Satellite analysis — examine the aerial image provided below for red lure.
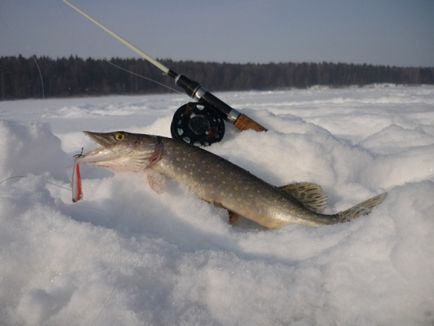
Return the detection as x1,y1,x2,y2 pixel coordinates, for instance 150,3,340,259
72,157,83,202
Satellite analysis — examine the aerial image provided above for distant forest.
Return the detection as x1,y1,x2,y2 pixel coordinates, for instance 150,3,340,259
1,55,433,100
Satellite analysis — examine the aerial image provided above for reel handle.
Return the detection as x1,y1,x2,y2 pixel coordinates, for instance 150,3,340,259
234,114,267,132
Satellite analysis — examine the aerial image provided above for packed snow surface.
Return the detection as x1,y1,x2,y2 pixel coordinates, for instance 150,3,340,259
1,85,434,325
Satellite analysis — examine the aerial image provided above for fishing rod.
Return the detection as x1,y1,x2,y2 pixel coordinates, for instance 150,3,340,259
63,0,267,145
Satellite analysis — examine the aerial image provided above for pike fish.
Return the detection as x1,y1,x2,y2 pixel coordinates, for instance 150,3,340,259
78,131,386,229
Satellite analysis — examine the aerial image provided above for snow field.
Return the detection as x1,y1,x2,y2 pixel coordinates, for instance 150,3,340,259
0,85,433,325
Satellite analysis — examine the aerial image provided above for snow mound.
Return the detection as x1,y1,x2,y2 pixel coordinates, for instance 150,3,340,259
0,120,69,180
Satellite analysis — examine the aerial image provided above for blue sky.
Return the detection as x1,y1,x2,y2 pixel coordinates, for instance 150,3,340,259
0,0,433,67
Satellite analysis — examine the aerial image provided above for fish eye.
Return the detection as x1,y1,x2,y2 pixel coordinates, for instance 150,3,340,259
114,133,125,141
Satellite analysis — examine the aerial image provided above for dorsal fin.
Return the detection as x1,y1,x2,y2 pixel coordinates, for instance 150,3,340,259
279,182,328,213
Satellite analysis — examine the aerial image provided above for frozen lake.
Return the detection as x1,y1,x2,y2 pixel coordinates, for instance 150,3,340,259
1,85,433,325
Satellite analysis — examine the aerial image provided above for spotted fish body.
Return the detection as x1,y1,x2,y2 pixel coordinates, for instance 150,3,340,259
80,131,386,229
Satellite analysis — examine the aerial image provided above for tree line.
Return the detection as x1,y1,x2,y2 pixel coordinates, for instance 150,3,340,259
1,55,433,100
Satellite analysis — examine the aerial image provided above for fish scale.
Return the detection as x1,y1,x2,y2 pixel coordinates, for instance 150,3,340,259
78,131,386,229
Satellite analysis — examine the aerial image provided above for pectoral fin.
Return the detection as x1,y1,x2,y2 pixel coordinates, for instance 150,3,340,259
146,171,166,194
279,182,328,213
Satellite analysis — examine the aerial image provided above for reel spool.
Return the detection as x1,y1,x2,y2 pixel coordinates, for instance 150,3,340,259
170,102,225,146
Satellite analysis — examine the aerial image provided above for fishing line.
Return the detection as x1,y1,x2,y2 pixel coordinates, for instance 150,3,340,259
104,60,182,94
0,175,73,192
48,180,71,191
32,56,46,98
0,175,26,185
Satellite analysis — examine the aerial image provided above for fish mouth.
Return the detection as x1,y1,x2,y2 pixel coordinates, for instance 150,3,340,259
78,131,119,165
83,131,115,148
78,131,158,171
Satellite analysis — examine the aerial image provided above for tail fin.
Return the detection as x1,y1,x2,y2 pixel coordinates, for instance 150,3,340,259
335,193,387,223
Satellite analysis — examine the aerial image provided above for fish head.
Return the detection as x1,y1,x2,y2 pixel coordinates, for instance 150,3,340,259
79,131,161,172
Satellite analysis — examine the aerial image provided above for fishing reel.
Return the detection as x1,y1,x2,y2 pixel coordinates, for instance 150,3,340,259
170,101,225,146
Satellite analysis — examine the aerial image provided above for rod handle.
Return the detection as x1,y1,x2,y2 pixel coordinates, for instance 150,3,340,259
234,114,267,132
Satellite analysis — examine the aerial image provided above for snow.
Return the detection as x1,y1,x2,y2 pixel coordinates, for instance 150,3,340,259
1,85,434,325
